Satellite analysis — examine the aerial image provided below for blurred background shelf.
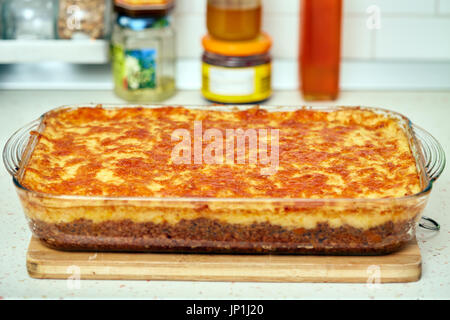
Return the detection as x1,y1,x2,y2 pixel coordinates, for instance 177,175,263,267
1,59,450,91
0,40,110,64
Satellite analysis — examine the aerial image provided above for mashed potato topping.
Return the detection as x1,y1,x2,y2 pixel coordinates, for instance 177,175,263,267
21,106,421,199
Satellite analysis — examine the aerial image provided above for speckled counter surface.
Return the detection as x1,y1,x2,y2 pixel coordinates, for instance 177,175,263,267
0,90,448,299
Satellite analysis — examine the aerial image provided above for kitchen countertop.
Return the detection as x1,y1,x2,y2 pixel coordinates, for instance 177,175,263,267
0,89,448,299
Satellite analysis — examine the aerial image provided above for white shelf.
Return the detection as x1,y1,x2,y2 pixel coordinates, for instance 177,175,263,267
0,40,110,64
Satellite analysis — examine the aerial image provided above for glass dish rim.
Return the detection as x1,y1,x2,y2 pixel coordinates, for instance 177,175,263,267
4,103,444,204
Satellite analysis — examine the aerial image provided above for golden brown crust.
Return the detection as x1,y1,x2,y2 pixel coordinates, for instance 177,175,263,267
21,106,421,199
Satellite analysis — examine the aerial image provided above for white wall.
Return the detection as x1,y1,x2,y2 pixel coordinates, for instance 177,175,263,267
173,0,450,62
1,0,449,90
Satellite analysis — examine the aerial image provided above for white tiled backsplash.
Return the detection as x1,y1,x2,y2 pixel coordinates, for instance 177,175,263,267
1,0,449,90
173,0,450,62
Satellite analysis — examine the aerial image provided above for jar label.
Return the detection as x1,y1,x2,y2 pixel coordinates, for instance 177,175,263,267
209,66,255,96
113,44,158,90
202,63,271,103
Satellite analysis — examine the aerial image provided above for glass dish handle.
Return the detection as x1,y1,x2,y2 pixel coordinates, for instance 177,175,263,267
413,124,446,182
2,119,41,177
413,124,446,231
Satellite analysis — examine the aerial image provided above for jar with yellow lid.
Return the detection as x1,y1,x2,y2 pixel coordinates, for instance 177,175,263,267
201,33,272,104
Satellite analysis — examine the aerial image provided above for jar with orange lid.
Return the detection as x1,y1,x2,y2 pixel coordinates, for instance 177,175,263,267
207,0,261,41
201,33,272,104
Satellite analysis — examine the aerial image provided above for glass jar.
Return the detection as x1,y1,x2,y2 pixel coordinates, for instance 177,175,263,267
300,0,342,101
2,0,56,40
207,0,262,41
57,0,112,40
201,33,272,104
111,14,176,102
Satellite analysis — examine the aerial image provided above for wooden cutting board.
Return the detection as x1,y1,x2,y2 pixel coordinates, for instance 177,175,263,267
26,236,421,283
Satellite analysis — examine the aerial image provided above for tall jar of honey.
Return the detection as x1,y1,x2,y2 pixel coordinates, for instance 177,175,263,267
300,0,342,101
207,0,261,41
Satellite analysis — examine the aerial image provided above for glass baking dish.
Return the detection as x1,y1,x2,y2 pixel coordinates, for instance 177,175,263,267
3,104,446,255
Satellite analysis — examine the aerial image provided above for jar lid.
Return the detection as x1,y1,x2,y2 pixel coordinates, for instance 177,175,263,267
115,0,174,9
114,0,174,17
202,33,272,57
